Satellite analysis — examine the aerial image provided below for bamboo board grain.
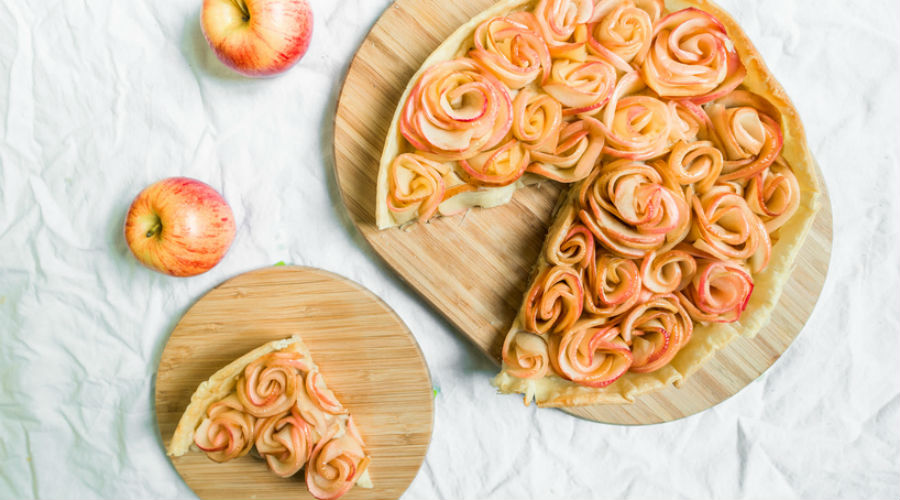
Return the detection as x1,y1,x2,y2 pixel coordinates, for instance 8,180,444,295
332,0,832,424
155,266,433,499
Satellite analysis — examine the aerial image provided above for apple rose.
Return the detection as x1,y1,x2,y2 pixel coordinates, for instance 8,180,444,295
459,140,530,187
512,88,563,153
387,153,453,223
399,58,512,160
502,331,551,379
665,140,723,192
469,15,551,89
306,426,370,500
584,2,652,72
678,259,753,323
542,57,617,115
533,0,594,56
620,293,693,373
583,252,642,317
193,394,256,463
690,187,772,272
640,249,697,293
528,117,605,182
255,407,313,477
599,72,673,160
545,205,595,269
745,156,801,233
641,8,746,102
523,264,584,335
707,90,783,181
548,318,633,387
578,158,690,258
236,352,304,418
669,99,713,143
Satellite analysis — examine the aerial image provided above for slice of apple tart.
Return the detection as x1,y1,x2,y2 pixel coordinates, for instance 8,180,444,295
167,336,372,500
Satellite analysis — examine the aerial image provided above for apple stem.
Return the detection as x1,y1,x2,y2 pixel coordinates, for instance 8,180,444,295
146,221,162,239
230,0,250,21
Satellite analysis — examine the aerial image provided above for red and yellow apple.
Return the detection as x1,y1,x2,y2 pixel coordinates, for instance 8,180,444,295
124,177,236,277
201,0,313,77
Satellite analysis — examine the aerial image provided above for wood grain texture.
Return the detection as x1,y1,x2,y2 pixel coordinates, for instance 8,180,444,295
155,266,433,499
332,0,832,424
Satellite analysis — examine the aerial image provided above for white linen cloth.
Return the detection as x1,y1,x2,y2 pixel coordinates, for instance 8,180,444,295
0,0,898,498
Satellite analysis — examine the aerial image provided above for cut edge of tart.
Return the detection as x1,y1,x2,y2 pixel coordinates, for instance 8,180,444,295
166,336,373,496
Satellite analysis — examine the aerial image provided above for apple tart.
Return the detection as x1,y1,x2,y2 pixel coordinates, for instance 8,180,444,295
376,0,819,406
167,336,372,499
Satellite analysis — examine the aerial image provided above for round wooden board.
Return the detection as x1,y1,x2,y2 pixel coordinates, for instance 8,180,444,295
155,266,433,499
332,0,832,424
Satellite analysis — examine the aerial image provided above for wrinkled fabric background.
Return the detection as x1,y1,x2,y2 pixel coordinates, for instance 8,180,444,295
0,0,898,498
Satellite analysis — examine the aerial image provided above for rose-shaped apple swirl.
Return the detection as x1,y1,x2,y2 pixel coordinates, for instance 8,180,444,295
399,58,512,161
583,252,642,318
745,156,801,234
640,248,697,294
548,318,633,387
512,88,563,153
534,0,594,56
528,117,605,182
542,57,617,115
194,394,256,463
545,205,595,270
677,259,753,323
583,1,652,72
502,331,551,379
664,140,723,192
459,140,530,187
236,352,304,418
690,186,772,272
255,407,313,478
578,159,690,258
523,264,584,335
387,153,455,223
306,424,370,500
707,91,784,181
620,293,693,373
469,15,551,89
599,72,673,160
641,8,746,103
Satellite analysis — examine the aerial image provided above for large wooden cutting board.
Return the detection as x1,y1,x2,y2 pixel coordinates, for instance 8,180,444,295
332,0,832,424
155,266,433,499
